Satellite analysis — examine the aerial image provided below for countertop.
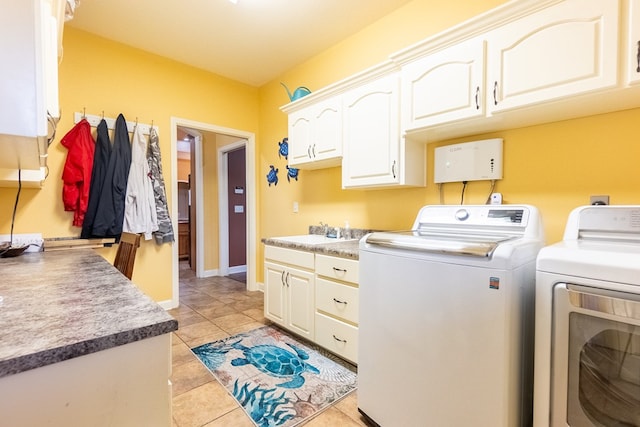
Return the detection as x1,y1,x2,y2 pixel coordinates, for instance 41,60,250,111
261,237,361,260
0,250,178,378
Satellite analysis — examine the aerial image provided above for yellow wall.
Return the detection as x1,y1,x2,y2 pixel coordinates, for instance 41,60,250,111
2,0,639,300
257,0,640,274
177,159,190,181
0,26,259,302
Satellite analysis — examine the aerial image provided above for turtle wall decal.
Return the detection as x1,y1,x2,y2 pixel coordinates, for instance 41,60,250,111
286,165,299,182
278,137,289,160
266,165,279,186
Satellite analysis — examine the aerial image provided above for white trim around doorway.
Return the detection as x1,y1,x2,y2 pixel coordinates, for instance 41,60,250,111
169,117,258,309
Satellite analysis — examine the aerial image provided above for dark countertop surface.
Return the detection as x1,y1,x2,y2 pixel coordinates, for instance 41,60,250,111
261,237,361,260
0,249,178,378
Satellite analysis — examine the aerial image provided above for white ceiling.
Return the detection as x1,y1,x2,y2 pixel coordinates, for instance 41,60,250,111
67,0,413,87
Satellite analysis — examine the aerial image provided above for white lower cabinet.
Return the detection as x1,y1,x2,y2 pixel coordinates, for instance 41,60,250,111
264,247,359,364
314,254,359,364
264,246,315,340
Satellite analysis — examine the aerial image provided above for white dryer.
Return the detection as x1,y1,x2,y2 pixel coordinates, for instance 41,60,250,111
534,205,640,427
359,205,545,427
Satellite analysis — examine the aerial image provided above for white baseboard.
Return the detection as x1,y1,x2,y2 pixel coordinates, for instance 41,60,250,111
158,299,177,310
202,269,219,278
228,265,247,274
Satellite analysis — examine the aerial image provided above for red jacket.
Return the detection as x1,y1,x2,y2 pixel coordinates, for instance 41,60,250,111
61,119,95,227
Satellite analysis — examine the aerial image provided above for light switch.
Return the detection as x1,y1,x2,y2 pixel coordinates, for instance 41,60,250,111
293,201,299,213
234,205,244,213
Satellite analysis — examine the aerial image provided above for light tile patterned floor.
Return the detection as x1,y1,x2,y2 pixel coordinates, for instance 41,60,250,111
169,262,367,427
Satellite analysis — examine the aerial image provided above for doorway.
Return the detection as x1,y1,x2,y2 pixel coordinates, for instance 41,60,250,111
170,118,257,308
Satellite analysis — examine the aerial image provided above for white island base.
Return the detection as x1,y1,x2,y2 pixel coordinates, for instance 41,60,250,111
0,334,172,427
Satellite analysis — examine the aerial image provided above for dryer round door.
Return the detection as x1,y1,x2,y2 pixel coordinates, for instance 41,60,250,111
552,283,640,426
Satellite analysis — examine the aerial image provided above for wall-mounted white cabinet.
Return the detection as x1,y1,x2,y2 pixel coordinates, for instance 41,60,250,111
342,73,425,189
0,0,62,188
401,37,486,131
288,96,342,169
486,0,619,114
628,0,640,86
264,246,315,340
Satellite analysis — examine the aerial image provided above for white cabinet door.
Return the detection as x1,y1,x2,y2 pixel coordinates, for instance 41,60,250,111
0,0,59,186
487,0,619,113
285,266,315,339
264,258,314,340
628,0,640,85
264,261,286,327
287,97,342,169
401,37,485,131
342,74,402,188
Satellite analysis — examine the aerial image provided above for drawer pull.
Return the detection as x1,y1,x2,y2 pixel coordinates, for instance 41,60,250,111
332,335,347,343
333,297,348,305
332,267,347,273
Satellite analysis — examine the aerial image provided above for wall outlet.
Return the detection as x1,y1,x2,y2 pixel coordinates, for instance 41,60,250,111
0,233,43,252
590,195,609,205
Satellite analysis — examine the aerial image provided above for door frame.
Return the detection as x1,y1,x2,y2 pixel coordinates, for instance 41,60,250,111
170,117,258,306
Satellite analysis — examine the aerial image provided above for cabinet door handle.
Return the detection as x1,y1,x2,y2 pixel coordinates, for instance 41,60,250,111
493,81,498,106
285,271,290,287
307,145,312,158
636,41,640,73
333,297,348,305
332,335,347,343
475,86,480,110
332,267,347,273
392,160,396,179
312,144,316,158
281,271,286,286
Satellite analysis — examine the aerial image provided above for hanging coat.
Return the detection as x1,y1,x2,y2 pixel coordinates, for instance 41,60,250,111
123,125,158,240
60,118,95,227
91,114,132,240
146,127,175,244
81,119,111,238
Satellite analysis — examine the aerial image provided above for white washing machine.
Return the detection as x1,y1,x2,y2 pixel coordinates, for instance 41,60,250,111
534,205,640,427
358,205,545,427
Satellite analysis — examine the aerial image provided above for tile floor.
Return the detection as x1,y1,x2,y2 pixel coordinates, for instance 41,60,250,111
168,262,368,427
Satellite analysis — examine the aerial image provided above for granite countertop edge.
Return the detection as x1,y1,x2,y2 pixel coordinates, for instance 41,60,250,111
0,319,178,378
261,237,364,260
0,250,179,379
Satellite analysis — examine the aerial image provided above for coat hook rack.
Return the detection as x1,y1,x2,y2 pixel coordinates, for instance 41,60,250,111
73,112,158,136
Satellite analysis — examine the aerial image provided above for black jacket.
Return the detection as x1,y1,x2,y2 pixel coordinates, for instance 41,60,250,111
87,114,132,240
81,119,111,238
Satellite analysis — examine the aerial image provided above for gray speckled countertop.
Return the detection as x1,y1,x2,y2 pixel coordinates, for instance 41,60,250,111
261,237,362,260
0,249,178,378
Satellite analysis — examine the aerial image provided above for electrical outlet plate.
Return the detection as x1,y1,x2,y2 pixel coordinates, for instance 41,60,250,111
0,233,43,252
434,138,503,184
590,195,609,205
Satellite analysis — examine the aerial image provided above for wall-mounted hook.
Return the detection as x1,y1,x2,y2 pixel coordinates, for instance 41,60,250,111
82,107,86,119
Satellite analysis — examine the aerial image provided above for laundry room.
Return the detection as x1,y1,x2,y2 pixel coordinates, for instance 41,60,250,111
2,0,640,426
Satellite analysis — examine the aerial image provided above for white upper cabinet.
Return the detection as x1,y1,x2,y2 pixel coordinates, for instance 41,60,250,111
486,0,619,113
0,0,62,187
628,0,640,85
288,96,342,169
342,73,425,189
401,37,486,131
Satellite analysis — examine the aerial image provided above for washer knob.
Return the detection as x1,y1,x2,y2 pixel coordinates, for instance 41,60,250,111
455,209,469,221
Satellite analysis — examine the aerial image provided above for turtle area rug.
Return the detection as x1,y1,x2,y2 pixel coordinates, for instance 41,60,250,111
191,325,357,427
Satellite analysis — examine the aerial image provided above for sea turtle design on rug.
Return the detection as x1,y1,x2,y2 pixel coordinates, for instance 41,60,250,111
231,341,320,389
266,165,279,186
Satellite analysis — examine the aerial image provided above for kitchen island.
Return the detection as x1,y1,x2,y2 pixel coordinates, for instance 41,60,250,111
0,249,178,427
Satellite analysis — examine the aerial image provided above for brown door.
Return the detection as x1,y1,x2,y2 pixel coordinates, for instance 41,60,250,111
227,147,246,267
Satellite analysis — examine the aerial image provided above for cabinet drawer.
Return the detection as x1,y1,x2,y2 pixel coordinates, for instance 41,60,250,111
315,312,358,364
316,278,359,324
315,254,358,284
264,245,314,270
